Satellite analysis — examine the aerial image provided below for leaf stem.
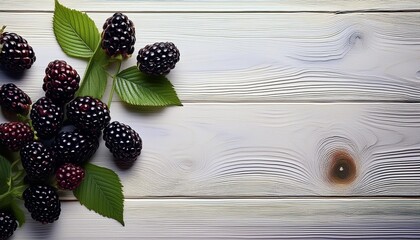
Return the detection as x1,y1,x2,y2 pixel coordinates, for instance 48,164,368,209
107,60,122,108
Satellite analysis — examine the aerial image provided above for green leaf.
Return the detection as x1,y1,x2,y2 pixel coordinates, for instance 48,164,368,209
73,163,124,226
116,66,182,106
10,201,25,227
53,0,100,59
0,155,11,195
76,43,109,99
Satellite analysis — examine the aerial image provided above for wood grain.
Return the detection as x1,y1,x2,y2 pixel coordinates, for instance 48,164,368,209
1,13,420,102
13,199,420,239
2,0,420,12
9,103,410,198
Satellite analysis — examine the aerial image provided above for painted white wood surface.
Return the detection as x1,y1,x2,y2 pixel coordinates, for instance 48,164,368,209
1,0,420,239
1,13,420,102
2,0,420,12
13,199,420,239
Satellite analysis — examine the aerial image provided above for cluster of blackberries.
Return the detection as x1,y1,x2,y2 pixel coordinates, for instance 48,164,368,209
101,13,180,75
0,60,142,229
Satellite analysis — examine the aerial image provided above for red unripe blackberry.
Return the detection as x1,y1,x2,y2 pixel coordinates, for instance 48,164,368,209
43,60,80,104
66,96,111,134
137,42,180,75
103,121,142,168
52,130,99,165
21,142,55,182
0,28,36,72
0,83,32,115
101,12,136,58
30,97,64,139
56,163,85,190
0,211,17,240
0,122,33,151
23,184,61,224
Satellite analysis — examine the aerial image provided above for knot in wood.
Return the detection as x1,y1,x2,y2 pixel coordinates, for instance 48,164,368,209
328,151,356,185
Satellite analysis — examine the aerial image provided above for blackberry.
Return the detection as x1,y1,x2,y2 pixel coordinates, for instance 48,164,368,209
56,163,85,190
0,211,17,240
66,96,110,133
103,121,142,168
0,122,33,151
21,142,55,182
43,60,80,104
30,97,64,139
0,83,31,115
0,28,36,72
52,130,99,165
137,42,180,75
101,12,136,58
23,184,60,224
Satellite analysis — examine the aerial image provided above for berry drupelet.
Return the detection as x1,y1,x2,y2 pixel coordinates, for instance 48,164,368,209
0,27,36,72
101,12,136,58
23,184,61,224
103,121,142,168
137,42,180,75
66,96,111,134
30,97,64,139
56,163,85,190
21,142,55,182
0,122,33,151
0,83,32,115
43,60,80,104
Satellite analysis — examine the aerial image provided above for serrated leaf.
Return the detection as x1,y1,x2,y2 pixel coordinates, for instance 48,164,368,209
76,43,109,99
73,163,124,226
53,0,100,58
116,66,182,106
10,201,25,227
0,155,11,195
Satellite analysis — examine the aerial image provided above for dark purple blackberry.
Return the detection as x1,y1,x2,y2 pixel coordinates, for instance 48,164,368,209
101,12,136,58
21,142,55,181
56,163,85,190
137,42,180,75
52,130,99,165
103,121,142,168
42,60,80,104
0,122,33,151
0,28,36,72
30,97,64,139
23,184,60,224
66,96,110,133
0,83,31,115
0,211,17,240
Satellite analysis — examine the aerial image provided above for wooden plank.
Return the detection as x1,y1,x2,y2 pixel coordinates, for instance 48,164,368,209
2,0,420,12
1,12,420,102
17,103,414,198
13,199,420,239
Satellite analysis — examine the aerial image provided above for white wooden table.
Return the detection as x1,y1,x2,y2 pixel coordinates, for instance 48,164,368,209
1,1,420,239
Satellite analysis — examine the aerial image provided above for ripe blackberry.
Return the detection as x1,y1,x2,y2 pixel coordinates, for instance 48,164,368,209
52,130,99,165
56,163,85,190
103,121,142,168
0,83,31,115
43,60,80,104
30,97,64,139
66,96,110,133
101,12,136,58
0,211,17,240
137,42,180,75
21,142,55,181
0,28,36,72
23,184,60,224
0,122,33,151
